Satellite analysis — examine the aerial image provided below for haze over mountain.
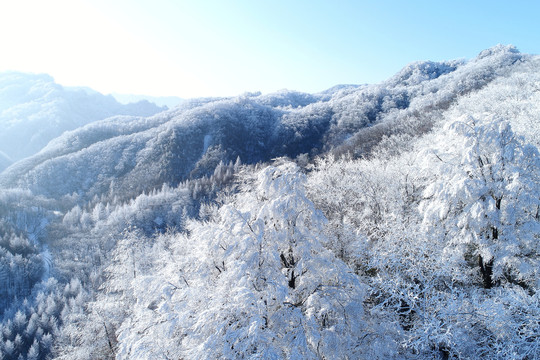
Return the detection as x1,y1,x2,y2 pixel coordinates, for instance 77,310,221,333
0,45,539,359
0,72,166,164
0,151,11,171
110,93,183,109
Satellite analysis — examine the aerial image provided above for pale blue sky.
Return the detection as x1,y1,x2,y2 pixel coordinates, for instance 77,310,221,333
0,0,538,98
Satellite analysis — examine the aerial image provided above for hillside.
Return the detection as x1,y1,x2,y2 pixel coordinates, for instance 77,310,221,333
0,45,538,359
0,72,166,162
0,45,521,201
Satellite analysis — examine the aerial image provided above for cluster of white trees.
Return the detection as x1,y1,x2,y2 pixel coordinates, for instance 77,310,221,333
307,110,539,357
56,163,372,359
0,231,43,313
0,277,87,360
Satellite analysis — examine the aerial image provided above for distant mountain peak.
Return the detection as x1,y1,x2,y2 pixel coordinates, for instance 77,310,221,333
477,44,520,59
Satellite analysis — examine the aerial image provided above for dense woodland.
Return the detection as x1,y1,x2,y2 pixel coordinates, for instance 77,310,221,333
0,45,539,359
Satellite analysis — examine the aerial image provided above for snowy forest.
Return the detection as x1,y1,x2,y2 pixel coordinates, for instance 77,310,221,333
0,44,539,359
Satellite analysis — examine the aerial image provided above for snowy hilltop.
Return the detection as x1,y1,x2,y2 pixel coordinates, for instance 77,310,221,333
0,45,539,359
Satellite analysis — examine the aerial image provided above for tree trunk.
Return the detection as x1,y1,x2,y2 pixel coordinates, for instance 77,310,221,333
478,255,494,289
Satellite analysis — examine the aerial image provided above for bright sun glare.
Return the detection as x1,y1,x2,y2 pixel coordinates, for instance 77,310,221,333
0,0,209,97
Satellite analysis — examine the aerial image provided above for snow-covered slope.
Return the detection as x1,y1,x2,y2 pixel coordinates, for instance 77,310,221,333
0,72,166,161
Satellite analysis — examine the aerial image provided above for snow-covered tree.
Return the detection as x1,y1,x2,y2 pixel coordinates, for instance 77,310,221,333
109,162,367,359
420,115,540,289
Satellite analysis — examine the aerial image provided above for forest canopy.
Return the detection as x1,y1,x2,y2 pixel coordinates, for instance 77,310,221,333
0,45,538,359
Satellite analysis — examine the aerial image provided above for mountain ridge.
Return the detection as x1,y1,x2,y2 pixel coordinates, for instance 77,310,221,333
0,45,523,203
